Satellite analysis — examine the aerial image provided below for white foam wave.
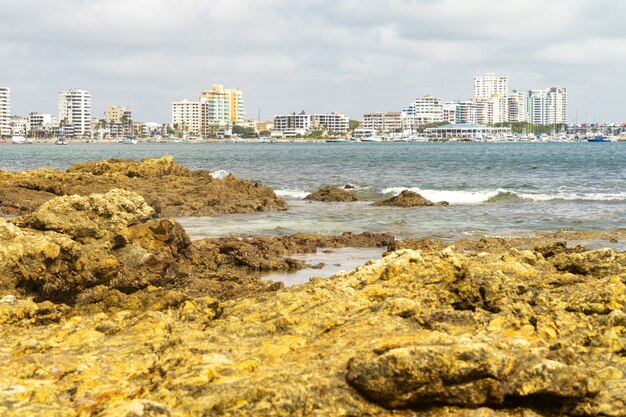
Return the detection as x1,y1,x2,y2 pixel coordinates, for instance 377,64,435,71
517,191,626,202
381,187,626,204
209,169,230,179
275,188,311,199
381,187,500,205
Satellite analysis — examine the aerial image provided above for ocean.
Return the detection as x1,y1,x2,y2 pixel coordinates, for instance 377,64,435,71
2,141,625,241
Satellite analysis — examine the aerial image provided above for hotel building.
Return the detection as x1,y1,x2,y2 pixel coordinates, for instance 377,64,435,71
58,89,92,138
311,112,349,132
0,87,9,138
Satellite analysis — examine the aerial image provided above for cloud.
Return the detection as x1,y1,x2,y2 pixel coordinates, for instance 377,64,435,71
0,0,624,122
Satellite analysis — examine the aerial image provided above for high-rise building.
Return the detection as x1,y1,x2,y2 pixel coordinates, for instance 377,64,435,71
527,87,567,125
0,87,10,138
454,101,478,124
199,85,245,134
474,73,509,99
58,89,92,138
508,90,528,123
549,87,567,125
171,99,201,134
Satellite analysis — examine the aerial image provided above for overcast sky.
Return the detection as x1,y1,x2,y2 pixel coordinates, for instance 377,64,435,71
1,0,624,123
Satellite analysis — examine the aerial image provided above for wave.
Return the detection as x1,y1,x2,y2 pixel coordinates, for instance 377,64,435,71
381,187,626,205
275,188,311,199
209,169,230,179
381,187,501,205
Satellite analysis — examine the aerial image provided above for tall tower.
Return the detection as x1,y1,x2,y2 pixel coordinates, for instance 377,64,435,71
0,87,10,138
58,89,92,138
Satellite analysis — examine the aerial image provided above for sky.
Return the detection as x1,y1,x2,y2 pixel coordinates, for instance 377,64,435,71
1,0,625,124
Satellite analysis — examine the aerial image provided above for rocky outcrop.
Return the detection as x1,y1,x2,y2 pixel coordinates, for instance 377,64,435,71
2,232,626,416
374,189,449,207
0,156,287,217
0,190,394,305
304,185,358,202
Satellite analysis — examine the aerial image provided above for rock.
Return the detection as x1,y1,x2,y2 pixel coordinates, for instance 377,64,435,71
2,231,626,415
0,156,287,217
373,190,449,207
0,190,191,303
346,333,597,410
304,185,358,202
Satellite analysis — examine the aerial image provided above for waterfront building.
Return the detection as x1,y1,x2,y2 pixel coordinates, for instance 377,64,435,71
0,87,9,138
199,85,245,132
10,116,28,137
424,123,511,140
443,103,457,124
402,95,444,129
273,113,312,132
363,112,402,133
473,94,507,125
105,105,131,123
527,88,567,125
454,101,478,124
508,90,528,123
474,73,509,99
256,121,274,132
171,99,201,134
58,89,92,138
311,112,349,132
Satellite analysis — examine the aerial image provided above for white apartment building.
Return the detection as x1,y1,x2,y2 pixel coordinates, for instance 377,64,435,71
474,73,509,99
450,101,478,124
473,94,508,125
363,112,402,133
311,112,349,132
58,89,92,138
549,87,568,125
171,99,201,134
273,113,312,131
0,87,10,138
508,90,528,123
28,112,54,129
443,103,457,124
10,116,28,137
527,88,567,125
402,95,445,129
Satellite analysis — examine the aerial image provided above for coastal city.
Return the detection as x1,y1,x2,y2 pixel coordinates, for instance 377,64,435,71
1,72,625,143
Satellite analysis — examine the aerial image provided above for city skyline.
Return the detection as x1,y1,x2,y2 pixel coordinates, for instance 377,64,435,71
1,0,625,123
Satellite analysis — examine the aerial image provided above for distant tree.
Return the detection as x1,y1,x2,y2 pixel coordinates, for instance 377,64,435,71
349,120,362,130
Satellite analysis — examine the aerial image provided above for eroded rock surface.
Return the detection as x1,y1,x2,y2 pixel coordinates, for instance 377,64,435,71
304,185,358,202
374,190,449,207
2,232,626,416
0,156,287,216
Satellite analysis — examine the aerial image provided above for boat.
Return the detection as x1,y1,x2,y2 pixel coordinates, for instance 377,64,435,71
11,136,31,144
587,135,610,143
122,135,138,144
326,138,347,143
55,139,68,145
360,136,383,142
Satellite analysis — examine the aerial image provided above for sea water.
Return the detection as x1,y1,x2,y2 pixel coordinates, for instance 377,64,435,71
2,141,625,241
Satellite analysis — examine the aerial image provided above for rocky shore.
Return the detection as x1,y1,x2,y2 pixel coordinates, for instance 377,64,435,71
0,156,287,217
1,164,625,416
